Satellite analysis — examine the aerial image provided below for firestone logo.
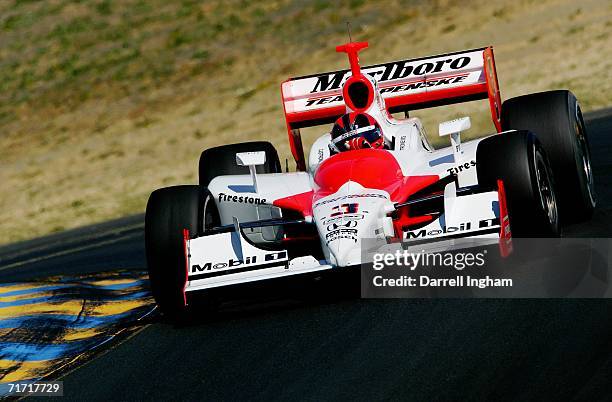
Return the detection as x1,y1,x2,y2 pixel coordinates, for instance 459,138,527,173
218,192,266,205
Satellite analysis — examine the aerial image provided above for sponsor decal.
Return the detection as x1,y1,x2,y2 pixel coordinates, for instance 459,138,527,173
446,159,476,175
309,56,472,94
325,229,358,243
318,148,325,162
322,213,364,225
406,222,471,239
404,218,500,238
218,192,266,205
191,251,288,273
327,220,358,231
313,193,387,208
305,95,343,107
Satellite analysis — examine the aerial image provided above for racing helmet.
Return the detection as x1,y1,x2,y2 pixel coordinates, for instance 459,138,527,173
329,113,385,153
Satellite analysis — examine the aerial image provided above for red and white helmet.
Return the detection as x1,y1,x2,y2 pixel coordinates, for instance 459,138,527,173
329,113,385,153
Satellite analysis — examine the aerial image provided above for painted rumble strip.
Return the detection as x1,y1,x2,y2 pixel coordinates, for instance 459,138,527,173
0,271,155,389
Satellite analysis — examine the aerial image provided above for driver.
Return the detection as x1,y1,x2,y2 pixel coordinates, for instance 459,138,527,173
329,112,387,153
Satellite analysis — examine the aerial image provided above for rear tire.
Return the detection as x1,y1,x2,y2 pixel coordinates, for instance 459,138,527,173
501,90,595,222
199,141,282,187
145,185,202,320
477,131,560,237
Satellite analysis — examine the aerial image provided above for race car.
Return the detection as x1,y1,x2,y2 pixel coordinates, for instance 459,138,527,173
145,40,596,318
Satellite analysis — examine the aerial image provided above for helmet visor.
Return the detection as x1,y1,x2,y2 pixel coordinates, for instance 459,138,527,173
361,125,383,144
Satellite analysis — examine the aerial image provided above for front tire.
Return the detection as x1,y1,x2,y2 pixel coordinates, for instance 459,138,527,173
501,90,595,222
145,185,202,320
477,131,560,237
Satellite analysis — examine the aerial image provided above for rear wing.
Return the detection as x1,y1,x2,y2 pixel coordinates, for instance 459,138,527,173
281,46,501,170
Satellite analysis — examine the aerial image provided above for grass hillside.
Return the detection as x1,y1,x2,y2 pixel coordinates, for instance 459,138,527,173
1,0,611,244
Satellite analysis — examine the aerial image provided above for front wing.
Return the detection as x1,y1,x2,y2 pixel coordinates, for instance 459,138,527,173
185,222,332,293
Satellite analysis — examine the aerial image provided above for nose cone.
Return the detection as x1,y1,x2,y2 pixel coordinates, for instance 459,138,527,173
314,181,392,267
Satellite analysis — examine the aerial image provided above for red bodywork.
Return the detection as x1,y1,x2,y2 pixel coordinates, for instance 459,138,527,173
497,179,513,257
182,228,190,306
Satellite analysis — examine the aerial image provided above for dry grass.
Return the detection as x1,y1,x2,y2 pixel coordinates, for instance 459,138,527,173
1,0,611,244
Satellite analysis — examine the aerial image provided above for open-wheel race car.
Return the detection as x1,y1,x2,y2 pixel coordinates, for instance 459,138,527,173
145,40,596,318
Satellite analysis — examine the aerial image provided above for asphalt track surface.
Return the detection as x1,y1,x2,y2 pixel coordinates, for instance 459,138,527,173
2,110,612,401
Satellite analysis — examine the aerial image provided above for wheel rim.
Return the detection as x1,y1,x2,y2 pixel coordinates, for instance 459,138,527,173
535,152,559,228
575,103,596,206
